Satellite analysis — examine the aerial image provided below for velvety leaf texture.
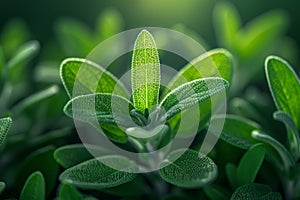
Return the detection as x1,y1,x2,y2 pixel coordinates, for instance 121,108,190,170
20,171,45,200
59,155,137,189
163,49,232,97
60,58,128,98
160,77,229,119
265,56,300,131
159,149,217,188
0,117,12,145
131,30,160,113
64,93,135,127
162,49,233,132
230,183,282,200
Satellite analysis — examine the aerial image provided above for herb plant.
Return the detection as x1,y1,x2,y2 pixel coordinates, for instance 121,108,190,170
57,29,232,198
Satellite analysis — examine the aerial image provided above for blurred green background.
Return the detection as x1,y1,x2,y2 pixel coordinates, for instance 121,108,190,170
1,0,300,59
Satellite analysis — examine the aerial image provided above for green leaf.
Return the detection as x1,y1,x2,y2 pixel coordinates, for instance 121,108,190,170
64,93,134,127
17,146,59,197
162,49,233,131
265,56,300,131
230,98,266,123
273,110,300,160
59,155,137,189
60,58,128,98
237,144,265,186
160,77,228,119
163,49,232,96
203,185,231,200
55,18,93,56
0,182,5,195
225,163,237,189
213,2,241,48
230,183,282,200
7,40,40,82
210,114,261,149
131,30,160,114
58,183,83,200
0,46,4,78
159,149,217,188
0,19,30,57
0,117,12,145
251,130,295,170
54,144,110,168
12,85,59,113
20,171,45,200
236,10,288,59
95,8,123,42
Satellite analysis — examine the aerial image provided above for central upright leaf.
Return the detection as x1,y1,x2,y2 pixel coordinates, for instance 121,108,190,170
131,30,160,114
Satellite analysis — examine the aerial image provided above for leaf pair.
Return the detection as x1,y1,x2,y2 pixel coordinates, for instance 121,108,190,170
56,145,217,189
61,30,231,143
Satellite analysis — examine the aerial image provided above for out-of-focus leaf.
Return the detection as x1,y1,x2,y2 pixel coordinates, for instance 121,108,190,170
55,19,93,56
131,30,160,114
236,10,288,59
95,8,123,42
265,56,300,131
237,144,265,186
34,61,61,83
59,155,137,189
17,146,59,197
0,46,4,78
226,163,237,189
12,85,59,113
230,183,282,200
54,144,110,169
0,117,12,145
203,185,231,200
210,114,261,149
213,2,241,48
0,19,30,57
58,183,83,200
274,110,300,160
60,58,128,98
230,98,265,123
7,40,40,82
160,78,228,120
172,23,209,50
0,182,5,195
251,130,295,170
159,149,217,188
20,171,45,200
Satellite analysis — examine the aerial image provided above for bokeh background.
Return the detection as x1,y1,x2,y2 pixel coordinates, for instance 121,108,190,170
1,0,300,59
